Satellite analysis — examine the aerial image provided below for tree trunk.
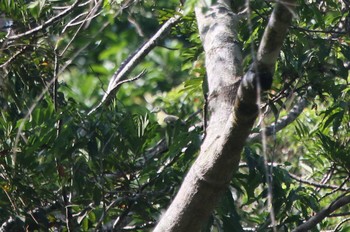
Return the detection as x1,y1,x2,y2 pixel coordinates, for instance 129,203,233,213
154,0,296,231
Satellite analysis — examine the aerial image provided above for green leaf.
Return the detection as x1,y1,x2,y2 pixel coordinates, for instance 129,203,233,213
183,0,198,15
27,0,46,19
82,217,89,231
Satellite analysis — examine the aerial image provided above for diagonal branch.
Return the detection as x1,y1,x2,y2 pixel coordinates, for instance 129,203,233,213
154,0,296,231
88,70,147,115
248,95,308,142
89,14,181,114
0,45,28,69
292,194,350,232
257,0,298,71
288,172,348,191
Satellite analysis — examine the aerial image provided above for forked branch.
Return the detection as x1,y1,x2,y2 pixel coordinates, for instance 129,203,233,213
154,0,296,231
6,0,82,41
89,14,181,114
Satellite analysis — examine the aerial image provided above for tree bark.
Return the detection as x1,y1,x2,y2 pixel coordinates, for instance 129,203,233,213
154,0,296,231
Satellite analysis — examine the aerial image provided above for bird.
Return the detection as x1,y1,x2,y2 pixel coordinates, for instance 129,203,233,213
151,107,185,146
152,107,182,127
0,14,13,32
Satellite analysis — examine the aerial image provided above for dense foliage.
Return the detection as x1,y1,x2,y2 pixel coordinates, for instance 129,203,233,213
0,0,349,231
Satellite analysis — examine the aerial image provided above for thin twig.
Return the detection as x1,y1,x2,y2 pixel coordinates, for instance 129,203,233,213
53,48,74,232
6,0,82,41
102,132,186,228
321,175,350,199
316,164,335,192
61,11,88,32
60,0,103,56
288,173,348,191
0,45,28,69
59,20,110,73
88,70,147,115
291,26,348,35
98,142,184,230
1,187,17,213
239,162,348,191
12,9,110,163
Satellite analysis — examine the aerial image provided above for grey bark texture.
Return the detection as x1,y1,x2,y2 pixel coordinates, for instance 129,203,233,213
154,0,296,231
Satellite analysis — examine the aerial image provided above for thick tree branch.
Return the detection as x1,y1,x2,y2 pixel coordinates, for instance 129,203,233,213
257,0,297,71
154,2,243,231
235,0,297,146
154,0,296,231
292,194,350,232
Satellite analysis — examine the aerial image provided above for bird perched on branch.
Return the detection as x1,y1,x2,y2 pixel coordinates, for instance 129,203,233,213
152,107,186,145
152,107,183,127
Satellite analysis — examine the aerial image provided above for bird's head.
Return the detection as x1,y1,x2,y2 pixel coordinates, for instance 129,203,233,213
151,107,179,127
